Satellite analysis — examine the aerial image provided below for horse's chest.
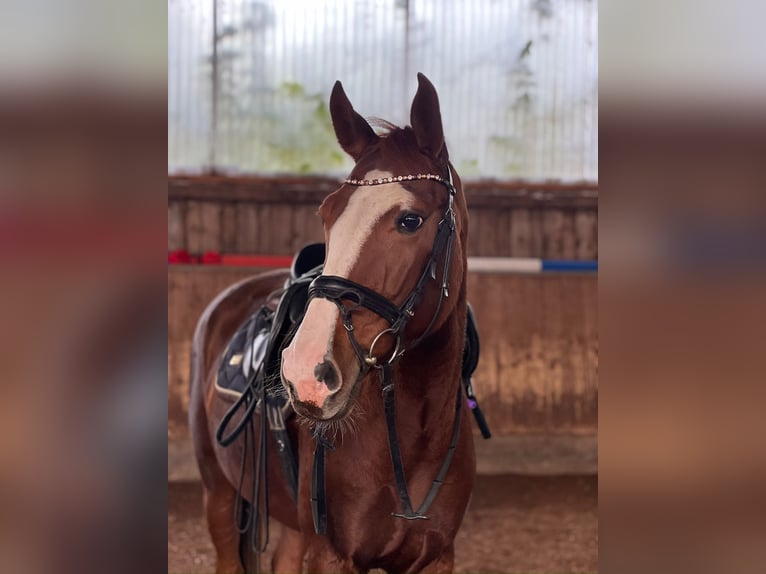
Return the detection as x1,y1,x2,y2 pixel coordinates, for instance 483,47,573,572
329,519,451,572
316,471,458,568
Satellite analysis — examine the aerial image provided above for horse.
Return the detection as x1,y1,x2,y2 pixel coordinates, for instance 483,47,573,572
189,73,476,573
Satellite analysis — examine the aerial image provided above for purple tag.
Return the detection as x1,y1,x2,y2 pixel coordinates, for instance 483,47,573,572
467,399,477,410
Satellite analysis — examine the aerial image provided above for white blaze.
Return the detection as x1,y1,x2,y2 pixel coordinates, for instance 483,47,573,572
324,170,415,276
281,170,415,403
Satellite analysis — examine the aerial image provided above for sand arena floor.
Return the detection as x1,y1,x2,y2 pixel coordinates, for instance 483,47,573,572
168,474,597,573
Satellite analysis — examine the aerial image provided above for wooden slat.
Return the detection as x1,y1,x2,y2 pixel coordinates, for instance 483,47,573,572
293,205,325,250
236,203,259,253
171,182,597,259
468,208,512,257
169,176,598,209
256,203,272,255
272,205,297,255
169,177,340,205
529,208,544,257
560,210,577,259
202,202,223,253
167,200,187,251
220,203,239,253
180,205,596,258
509,208,532,257
542,210,566,259
466,209,486,257
187,201,223,254
463,186,598,209
574,210,598,259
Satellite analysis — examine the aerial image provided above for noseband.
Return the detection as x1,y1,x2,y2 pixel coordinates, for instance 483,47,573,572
306,167,464,532
308,170,457,372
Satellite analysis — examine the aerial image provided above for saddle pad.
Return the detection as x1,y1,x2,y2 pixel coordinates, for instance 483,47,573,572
214,252,322,407
215,307,274,399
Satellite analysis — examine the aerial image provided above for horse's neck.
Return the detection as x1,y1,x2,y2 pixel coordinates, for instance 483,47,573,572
398,302,465,405
356,298,465,448
329,297,465,488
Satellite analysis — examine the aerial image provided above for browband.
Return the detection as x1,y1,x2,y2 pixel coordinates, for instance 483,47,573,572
344,173,450,187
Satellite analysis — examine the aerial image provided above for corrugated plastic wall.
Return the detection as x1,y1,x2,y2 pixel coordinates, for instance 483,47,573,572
168,0,597,181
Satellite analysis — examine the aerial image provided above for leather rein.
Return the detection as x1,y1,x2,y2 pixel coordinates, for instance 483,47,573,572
307,167,464,532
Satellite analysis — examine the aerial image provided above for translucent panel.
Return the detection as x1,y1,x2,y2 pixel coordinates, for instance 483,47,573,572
168,0,214,172
168,0,598,181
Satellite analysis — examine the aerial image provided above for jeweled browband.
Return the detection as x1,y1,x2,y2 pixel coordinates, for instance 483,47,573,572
344,173,447,186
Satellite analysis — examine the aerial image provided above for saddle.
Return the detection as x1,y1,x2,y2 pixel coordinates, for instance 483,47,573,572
216,243,326,400
214,243,490,550
215,243,327,503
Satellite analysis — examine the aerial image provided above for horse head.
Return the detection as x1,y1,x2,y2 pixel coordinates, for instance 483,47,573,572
281,73,468,421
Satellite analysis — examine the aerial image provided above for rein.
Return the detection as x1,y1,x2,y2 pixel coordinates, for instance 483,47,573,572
307,167,464,531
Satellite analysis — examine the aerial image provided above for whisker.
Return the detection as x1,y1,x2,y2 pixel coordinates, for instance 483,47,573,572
276,382,372,447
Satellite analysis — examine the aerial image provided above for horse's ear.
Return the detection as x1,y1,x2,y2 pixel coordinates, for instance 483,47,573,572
330,81,378,161
410,73,445,159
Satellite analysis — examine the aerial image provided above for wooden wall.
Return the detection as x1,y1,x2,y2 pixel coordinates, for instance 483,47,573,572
168,177,598,446
168,177,598,259
168,267,597,441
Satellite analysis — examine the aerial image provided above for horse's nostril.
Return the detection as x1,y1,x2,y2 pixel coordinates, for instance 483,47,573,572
314,359,340,392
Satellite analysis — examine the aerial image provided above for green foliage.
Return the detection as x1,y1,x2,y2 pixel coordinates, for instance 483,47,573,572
225,81,350,174
519,39,533,60
457,158,480,177
280,81,305,97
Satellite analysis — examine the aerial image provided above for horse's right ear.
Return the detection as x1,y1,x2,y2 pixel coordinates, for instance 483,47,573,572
330,81,378,161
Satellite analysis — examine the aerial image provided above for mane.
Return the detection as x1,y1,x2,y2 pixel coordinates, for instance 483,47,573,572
365,117,447,170
368,117,399,134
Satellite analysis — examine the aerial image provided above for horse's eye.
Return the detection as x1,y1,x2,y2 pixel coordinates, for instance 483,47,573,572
397,213,424,233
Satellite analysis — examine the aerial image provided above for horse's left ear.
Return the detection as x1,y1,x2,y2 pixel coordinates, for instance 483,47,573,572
410,73,446,159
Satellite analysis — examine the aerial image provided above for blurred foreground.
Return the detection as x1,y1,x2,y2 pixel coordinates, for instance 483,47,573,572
0,1,166,572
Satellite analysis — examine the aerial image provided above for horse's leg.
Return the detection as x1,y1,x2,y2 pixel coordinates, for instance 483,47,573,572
190,382,244,573
417,544,454,574
305,539,359,574
194,423,244,573
202,479,245,574
271,524,307,573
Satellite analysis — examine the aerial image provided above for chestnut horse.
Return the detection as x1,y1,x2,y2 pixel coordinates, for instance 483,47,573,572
189,73,475,573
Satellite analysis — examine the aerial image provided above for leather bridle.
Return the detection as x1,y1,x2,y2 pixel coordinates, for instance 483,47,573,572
306,166,465,533
308,169,458,371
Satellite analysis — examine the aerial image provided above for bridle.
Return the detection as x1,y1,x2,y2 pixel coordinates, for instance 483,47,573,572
306,166,465,533
308,170,458,372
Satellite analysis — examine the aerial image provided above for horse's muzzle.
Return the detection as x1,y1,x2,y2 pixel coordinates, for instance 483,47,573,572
281,353,344,418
